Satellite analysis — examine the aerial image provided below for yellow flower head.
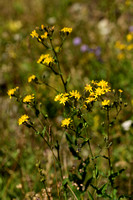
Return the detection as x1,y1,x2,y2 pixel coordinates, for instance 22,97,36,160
43,56,54,65
91,80,97,85
41,24,45,30
126,44,133,51
127,33,133,42
28,75,37,83
54,93,63,101
7,87,19,99
37,54,54,65
59,94,69,105
117,53,125,60
85,97,96,104
102,100,110,106
97,80,108,88
125,0,131,6
84,84,92,92
18,114,29,125
23,94,35,103
69,90,81,100
118,89,123,93
61,118,72,127
95,87,105,97
61,27,72,34
41,32,48,39
30,30,39,38
115,41,126,50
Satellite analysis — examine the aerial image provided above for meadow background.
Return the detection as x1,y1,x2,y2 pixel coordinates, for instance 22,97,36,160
0,0,133,199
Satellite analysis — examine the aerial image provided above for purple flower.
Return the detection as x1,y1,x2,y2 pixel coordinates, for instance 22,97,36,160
73,37,82,46
129,26,133,32
95,47,101,57
80,44,89,52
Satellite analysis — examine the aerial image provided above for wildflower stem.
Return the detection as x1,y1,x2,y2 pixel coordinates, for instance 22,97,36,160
67,184,78,200
106,109,112,174
49,37,67,92
42,81,60,93
87,139,98,200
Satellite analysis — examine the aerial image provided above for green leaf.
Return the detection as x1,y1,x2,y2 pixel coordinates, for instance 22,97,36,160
41,127,46,137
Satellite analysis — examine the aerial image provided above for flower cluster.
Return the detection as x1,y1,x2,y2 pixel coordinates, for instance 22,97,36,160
7,86,19,99
84,80,111,104
54,93,69,105
115,31,133,60
37,54,54,66
30,28,48,41
54,90,81,105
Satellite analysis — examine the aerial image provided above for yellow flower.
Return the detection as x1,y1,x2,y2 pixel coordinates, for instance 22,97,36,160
30,30,39,38
115,41,126,50
84,84,92,92
18,114,29,125
43,56,54,65
85,97,96,104
127,44,133,51
37,54,54,65
125,0,131,6
102,100,110,106
54,93,63,101
61,118,72,127
41,24,45,30
127,33,133,42
7,87,19,99
95,87,105,97
69,90,81,100
91,80,97,85
97,80,108,88
41,32,48,39
118,89,123,93
23,94,35,103
117,53,125,60
61,27,72,34
59,95,69,105
28,75,36,83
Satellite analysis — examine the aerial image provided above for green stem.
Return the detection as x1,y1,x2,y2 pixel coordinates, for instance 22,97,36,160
88,140,98,200
67,184,78,200
49,37,67,92
106,109,112,174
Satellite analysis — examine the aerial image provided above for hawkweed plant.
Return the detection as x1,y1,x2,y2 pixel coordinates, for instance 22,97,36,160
7,25,131,200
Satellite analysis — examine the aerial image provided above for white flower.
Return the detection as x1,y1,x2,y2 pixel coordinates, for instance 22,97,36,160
121,120,132,131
